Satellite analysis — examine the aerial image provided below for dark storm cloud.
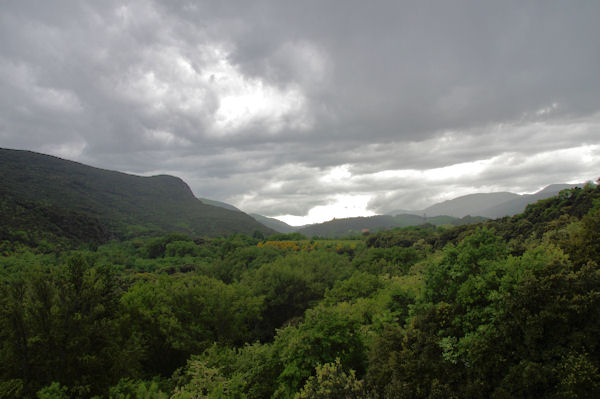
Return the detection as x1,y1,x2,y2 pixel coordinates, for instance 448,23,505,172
1,0,599,223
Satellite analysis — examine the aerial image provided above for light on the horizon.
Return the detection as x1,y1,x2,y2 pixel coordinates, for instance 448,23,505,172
274,194,375,226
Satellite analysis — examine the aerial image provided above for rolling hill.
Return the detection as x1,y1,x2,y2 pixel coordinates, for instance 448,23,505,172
296,214,487,238
0,148,274,240
422,192,520,218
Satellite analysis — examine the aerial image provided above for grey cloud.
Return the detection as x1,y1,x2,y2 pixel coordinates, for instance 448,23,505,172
201,1,600,137
1,1,600,220
367,144,600,214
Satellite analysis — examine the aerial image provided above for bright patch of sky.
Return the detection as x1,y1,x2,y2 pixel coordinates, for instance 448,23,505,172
276,194,376,226
115,43,310,138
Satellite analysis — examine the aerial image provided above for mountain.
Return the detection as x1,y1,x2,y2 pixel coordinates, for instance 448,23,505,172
199,198,243,212
421,192,520,218
297,214,487,238
387,185,583,219
480,184,581,218
0,194,113,247
0,148,274,240
250,214,299,234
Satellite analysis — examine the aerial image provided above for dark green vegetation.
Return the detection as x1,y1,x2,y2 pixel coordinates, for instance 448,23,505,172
0,148,273,243
1,182,599,398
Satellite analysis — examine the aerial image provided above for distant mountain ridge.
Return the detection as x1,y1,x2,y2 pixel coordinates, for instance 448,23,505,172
1,148,588,243
253,184,585,237
0,148,274,239
296,214,487,238
479,184,580,218
423,192,520,218
237,185,585,236
387,184,583,219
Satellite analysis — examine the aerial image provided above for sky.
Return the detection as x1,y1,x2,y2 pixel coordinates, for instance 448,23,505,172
1,1,599,226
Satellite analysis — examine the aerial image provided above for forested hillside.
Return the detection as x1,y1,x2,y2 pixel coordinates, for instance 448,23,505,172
1,183,599,398
0,148,273,241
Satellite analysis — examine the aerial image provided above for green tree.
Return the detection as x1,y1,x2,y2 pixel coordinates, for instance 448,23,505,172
274,306,366,397
243,251,351,341
121,275,263,377
0,254,130,397
36,382,69,399
108,379,169,399
296,359,368,399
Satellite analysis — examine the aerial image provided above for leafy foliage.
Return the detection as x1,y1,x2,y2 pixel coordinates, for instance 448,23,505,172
296,359,367,399
0,184,599,398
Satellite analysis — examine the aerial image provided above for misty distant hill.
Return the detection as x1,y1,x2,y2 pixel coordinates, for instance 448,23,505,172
480,184,581,218
423,192,520,218
0,148,274,239
250,214,299,234
387,185,583,219
297,214,486,238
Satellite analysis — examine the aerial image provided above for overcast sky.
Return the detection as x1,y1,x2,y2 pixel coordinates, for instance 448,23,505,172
1,1,599,225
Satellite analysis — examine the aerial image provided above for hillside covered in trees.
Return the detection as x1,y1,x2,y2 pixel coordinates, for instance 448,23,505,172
296,214,487,238
0,148,273,243
1,182,599,398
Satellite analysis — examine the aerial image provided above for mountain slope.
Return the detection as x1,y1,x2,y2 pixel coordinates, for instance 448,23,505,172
199,198,243,212
387,185,584,219
0,194,112,249
196,199,301,234
481,184,581,218
0,148,273,239
422,192,520,218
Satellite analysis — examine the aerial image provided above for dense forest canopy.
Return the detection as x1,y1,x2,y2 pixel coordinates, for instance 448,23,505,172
1,183,599,398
